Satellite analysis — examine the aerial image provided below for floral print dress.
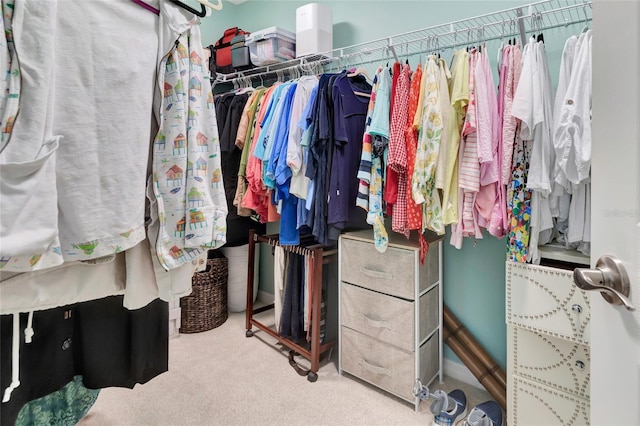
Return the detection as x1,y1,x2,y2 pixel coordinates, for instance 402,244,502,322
412,56,444,235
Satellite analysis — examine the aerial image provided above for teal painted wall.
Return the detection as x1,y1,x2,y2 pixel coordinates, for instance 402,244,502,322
201,0,579,372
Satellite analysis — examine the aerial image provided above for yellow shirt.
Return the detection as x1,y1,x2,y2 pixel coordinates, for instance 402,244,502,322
441,49,469,225
435,57,452,190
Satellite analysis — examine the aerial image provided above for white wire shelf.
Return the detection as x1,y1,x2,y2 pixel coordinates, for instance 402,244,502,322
212,0,592,88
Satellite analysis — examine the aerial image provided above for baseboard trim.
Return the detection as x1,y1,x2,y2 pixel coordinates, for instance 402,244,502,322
443,359,484,390
257,290,274,304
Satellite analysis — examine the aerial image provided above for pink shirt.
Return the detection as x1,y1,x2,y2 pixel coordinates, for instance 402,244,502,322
501,44,522,185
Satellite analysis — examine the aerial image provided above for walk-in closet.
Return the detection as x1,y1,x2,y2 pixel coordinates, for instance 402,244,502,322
1,0,638,425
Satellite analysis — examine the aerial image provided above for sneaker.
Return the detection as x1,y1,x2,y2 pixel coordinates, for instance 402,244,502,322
433,389,468,426
464,401,503,426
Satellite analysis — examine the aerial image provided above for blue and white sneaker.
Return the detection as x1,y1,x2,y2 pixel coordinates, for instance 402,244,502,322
464,401,503,426
433,389,468,426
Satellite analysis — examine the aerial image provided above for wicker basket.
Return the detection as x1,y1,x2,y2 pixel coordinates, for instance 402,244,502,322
179,252,228,333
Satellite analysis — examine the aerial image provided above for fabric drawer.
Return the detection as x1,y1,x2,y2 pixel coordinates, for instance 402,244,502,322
506,262,590,345
419,286,439,342
509,325,590,400
418,329,439,387
340,327,439,403
340,238,414,300
341,282,414,351
418,242,440,294
341,327,415,402
509,376,590,426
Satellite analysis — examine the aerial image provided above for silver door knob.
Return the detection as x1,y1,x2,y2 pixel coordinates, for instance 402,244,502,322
573,255,636,311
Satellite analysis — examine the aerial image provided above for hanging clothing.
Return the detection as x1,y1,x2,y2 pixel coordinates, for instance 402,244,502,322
512,39,555,264
434,58,452,191
306,73,338,245
0,0,18,153
413,56,445,235
279,251,305,342
263,83,296,190
501,44,522,185
451,50,482,248
555,30,593,255
405,62,423,233
554,30,593,188
270,84,300,246
475,47,504,238
384,62,402,215
1,0,161,271
273,246,286,333
234,89,264,217
295,85,319,228
373,67,396,213
388,64,412,237
507,137,533,262
357,68,388,251
356,68,381,212
441,49,469,226
152,24,227,270
217,92,249,220
287,76,319,200
327,73,371,241
242,85,278,222
549,36,578,244
14,376,99,426
1,296,168,426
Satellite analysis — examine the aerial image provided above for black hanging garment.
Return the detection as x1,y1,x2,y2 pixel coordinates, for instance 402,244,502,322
279,252,306,342
0,296,168,426
215,92,265,246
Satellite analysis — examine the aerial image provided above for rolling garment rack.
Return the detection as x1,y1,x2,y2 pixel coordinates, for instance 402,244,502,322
245,230,337,382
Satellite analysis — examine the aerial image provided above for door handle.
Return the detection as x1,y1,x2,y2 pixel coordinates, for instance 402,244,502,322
573,255,636,311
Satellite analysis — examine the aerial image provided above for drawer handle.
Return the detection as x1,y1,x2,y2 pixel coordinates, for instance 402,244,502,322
364,314,391,330
359,266,393,280
359,358,391,376
575,360,586,371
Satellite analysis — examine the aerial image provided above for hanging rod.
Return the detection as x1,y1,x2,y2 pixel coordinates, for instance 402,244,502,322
212,0,592,88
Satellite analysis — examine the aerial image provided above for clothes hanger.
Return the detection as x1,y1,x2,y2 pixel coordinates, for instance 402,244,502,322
581,0,591,33
497,19,506,66
168,0,223,17
536,13,545,43
347,67,372,82
477,26,484,53
131,0,159,15
195,0,222,11
169,0,206,17
348,56,371,98
433,35,441,59
404,42,410,66
466,28,471,52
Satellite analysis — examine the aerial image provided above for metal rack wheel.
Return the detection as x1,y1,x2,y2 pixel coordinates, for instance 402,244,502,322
307,372,318,382
245,329,254,337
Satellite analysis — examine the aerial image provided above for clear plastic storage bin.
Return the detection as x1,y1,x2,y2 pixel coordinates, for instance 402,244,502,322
247,27,296,66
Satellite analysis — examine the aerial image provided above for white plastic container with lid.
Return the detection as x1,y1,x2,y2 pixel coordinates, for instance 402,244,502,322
296,3,332,57
246,27,296,66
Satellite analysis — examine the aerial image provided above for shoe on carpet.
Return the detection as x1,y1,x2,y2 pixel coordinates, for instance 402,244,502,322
433,389,467,426
463,400,503,426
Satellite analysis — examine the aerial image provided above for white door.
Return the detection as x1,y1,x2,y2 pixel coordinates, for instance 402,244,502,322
589,1,640,425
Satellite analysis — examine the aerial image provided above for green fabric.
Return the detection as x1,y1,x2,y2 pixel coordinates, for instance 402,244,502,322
15,376,99,426
239,88,266,176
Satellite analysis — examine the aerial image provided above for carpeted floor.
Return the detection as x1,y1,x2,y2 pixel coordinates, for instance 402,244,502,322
79,309,493,426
